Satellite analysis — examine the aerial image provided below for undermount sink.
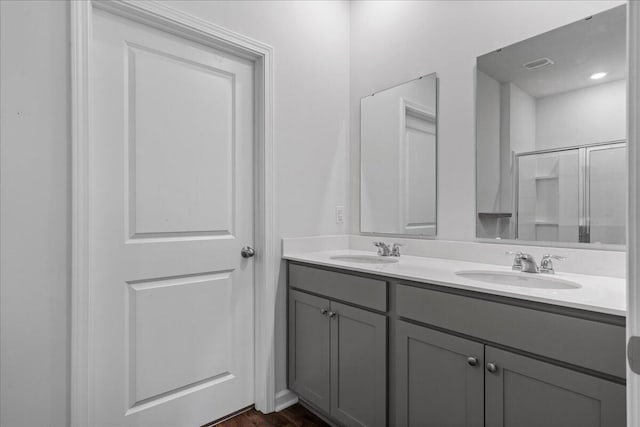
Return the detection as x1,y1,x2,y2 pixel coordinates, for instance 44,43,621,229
455,270,581,290
330,255,399,264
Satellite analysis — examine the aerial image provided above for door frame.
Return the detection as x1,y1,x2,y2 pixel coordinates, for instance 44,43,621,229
70,1,276,425
628,1,640,426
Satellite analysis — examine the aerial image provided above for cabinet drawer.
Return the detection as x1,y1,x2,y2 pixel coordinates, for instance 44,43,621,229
289,263,387,312
396,284,626,379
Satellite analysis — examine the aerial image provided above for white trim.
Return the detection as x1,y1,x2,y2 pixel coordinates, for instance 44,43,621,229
274,389,299,412
70,2,92,426
627,1,640,425
70,2,276,426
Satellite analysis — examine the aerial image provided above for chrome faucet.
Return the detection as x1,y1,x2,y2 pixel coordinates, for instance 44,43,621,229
373,242,392,256
506,251,540,273
517,253,539,273
373,242,402,257
540,254,566,274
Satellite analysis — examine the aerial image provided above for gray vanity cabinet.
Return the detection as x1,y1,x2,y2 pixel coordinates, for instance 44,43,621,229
395,320,484,427
288,266,387,427
484,346,626,427
288,262,625,427
288,290,332,413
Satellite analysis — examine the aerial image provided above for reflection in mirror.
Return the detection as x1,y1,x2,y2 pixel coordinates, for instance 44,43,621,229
475,5,626,246
361,73,437,236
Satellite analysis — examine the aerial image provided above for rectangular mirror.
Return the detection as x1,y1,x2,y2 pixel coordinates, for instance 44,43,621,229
475,5,626,247
361,73,438,236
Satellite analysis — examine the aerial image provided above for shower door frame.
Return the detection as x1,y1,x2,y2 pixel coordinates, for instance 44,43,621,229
513,139,626,243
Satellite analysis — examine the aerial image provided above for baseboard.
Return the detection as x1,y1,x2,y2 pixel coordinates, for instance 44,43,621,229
274,389,299,412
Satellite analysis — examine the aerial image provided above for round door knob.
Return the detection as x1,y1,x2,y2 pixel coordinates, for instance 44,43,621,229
486,362,498,373
320,308,329,316
327,311,337,318
241,246,255,258
467,357,478,367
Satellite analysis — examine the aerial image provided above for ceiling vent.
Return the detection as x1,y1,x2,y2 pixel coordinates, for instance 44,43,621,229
523,57,554,70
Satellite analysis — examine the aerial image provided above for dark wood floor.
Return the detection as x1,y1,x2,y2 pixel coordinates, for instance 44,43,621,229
214,404,329,427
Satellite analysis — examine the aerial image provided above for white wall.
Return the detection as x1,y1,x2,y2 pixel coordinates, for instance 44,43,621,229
536,79,627,150
1,2,70,426
0,1,350,425
476,70,501,213
349,0,626,240
499,82,537,234
508,83,537,154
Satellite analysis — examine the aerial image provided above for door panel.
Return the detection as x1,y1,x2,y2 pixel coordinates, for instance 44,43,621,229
91,8,254,426
330,302,386,427
288,290,332,413
129,44,235,237
485,346,625,427
395,321,484,427
128,273,233,404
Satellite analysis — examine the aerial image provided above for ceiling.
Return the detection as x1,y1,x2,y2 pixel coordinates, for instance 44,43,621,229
477,5,626,98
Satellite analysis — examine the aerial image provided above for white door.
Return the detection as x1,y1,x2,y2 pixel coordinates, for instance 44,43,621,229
90,8,254,426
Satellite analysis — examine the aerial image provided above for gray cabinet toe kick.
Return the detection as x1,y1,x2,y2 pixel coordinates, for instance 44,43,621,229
286,261,626,427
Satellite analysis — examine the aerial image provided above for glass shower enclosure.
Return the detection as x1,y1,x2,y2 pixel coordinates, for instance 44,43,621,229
515,141,626,245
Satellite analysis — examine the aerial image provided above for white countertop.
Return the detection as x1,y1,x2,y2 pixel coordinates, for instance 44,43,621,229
283,249,626,316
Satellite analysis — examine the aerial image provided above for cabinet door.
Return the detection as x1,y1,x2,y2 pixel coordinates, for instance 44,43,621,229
330,301,387,427
485,346,626,427
288,290,331,413
395,321,484,427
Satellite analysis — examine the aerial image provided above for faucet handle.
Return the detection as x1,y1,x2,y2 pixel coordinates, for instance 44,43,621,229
540,254,565,274
391,243,403,257
373,241,390,256
505,251,523,271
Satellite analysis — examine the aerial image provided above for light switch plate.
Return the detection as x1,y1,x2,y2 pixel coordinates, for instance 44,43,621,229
335,206,345,224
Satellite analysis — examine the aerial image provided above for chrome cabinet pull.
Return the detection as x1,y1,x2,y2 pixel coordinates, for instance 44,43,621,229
320,308,328,316
327,311,337,318
486,362,498,373
467,356,478,367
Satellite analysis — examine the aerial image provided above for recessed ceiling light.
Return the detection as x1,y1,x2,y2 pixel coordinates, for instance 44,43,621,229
590,72,607,80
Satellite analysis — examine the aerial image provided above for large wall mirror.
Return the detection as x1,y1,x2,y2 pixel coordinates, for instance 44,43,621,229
361,73,438,236
476,5,626,247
